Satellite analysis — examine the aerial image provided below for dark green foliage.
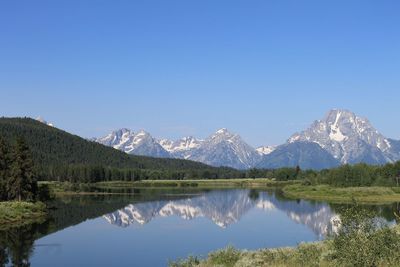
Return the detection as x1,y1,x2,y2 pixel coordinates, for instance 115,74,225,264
332,205,400,266
0,137,10,201
37,184,52,202
0,136,42,202
271,161,400,187
273,167,300,181
314,162,400,187
207,246,241,267
0,222,45,267
248,189,260,201
0,244,8,267
7,138,37,201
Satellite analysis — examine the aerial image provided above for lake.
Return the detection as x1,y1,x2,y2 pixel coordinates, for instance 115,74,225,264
1,188,398,267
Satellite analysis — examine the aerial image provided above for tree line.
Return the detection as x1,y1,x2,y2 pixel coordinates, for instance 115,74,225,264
302,161,400,187
254,161,400,187
40,164,248,183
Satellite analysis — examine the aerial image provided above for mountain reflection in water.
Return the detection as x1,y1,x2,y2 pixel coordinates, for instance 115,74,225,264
103,189,340,237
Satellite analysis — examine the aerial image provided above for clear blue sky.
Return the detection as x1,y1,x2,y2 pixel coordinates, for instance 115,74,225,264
1,0,399,146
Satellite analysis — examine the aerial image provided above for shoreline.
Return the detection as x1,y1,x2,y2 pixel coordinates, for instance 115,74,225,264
171,224,400,267
282,184,400,204
40,180,400,204
0,201,47,230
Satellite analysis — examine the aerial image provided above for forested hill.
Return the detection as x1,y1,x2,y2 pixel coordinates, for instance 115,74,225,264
0,118,242,181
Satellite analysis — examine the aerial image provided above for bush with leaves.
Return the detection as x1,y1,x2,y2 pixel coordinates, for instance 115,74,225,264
207,246,241,267
331,205,400,267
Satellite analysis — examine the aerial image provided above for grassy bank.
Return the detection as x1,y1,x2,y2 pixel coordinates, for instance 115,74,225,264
95,178,300,189
0,201,47,229
40,179,301,195
170,243,331,267
42,180,400,204
171,224,400,267
282,184,400,204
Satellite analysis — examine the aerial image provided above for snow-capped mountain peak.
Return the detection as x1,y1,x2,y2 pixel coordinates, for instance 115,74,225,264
256,146,276,155
94,128,170,158
288,109,395,164
96,128,134,149
215,128,229,135
187,128,261,169
159,136,203,153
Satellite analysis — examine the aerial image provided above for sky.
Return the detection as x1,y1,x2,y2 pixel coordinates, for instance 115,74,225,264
1,0,399,147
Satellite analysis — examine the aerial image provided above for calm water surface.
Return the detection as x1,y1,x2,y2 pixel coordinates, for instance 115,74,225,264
1,188,398,267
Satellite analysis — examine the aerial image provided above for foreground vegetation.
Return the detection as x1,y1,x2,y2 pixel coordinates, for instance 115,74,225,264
171,207,400,267
0,201,46,229
283,184,400,204
0,135,51,229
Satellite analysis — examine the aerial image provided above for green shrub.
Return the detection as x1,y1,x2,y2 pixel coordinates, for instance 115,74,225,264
208,246,241,267
293,243,323,267
331,206,400,267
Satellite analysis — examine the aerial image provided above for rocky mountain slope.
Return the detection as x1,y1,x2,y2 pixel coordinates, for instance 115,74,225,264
95,128,170,158
257,142,340,170
185,128,261,169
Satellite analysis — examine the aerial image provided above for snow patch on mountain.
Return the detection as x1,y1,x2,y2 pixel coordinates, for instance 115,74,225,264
94,129,170,158
158,136,204,159
256,146,276,155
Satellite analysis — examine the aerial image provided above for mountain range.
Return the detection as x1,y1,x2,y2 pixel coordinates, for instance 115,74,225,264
93,109,400,170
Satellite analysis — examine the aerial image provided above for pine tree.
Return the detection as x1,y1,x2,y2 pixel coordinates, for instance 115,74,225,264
7,138,37,201
0,136,10,200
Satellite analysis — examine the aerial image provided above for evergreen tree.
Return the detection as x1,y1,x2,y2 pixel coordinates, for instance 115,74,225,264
0,137,10,200
7,138,37,201
295,165,301,178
